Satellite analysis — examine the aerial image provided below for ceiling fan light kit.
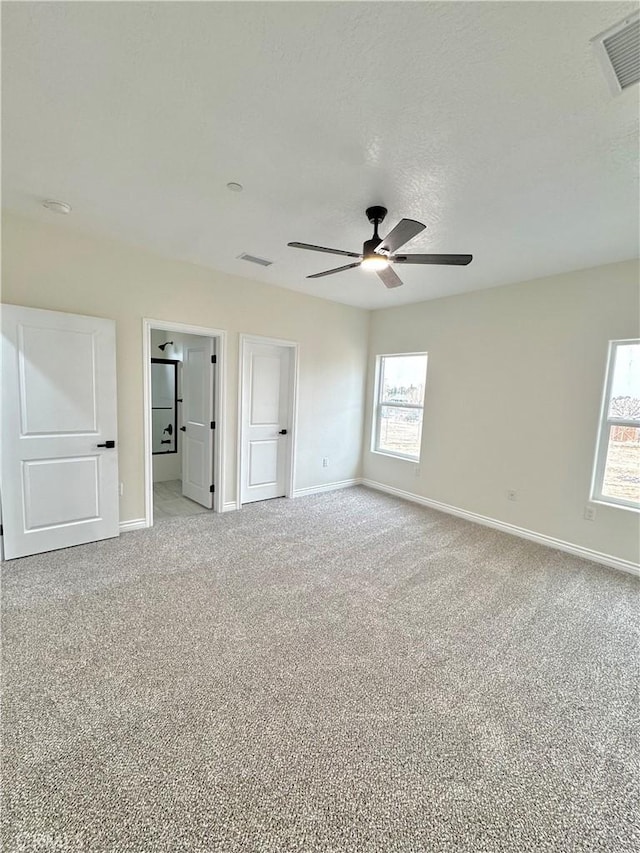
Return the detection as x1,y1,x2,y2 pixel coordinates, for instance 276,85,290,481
361,256,389,271
288,205,472,289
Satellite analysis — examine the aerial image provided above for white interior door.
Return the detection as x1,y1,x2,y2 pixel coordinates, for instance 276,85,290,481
1,305,119,560
181,335,214,508
241,341,292,504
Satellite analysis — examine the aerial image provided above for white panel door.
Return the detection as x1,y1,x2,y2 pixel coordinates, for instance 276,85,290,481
1,305,119,559
241,342,291,504
181,336,214,508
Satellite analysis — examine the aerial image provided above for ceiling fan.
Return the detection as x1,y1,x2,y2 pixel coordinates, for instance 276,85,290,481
288,206,472,288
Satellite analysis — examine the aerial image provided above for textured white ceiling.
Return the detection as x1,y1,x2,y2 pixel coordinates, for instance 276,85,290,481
2,2,638,310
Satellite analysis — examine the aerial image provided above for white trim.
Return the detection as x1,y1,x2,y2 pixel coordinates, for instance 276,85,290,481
119,518,148,533
361,479,640,577
142,324,153,529
372,352,428,461
293,478,362,498
143,318,227,526
591,498,640,514
237,334,299,509
371,449,421,463
590,338,640,511
222,501,238,513
240,334,300,349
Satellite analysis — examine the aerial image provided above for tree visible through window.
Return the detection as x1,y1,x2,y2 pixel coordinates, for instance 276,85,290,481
373,354,428,460
592,340,640,509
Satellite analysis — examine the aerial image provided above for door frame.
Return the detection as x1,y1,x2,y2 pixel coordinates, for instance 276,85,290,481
237,334,299,510
143,318,227,525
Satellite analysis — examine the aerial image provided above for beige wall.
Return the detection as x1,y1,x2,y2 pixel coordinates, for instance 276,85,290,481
364,260,640,564
2,212,638,565
1,213,369,520
153,453,181,483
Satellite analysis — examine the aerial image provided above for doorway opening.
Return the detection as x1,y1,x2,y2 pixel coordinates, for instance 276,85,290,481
143,319,226,526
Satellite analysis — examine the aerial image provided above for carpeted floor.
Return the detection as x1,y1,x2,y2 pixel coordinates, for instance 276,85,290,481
2,487,639,852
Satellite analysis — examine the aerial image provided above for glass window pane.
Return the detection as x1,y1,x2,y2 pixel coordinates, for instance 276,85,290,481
381,355,427,405
377,405,423,458
601,425,640,504
608,343,640,421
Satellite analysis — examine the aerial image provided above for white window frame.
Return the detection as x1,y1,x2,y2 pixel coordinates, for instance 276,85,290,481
372,352,428,462
590,338,640,512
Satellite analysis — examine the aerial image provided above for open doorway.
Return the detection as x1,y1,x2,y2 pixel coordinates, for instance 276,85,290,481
143,319,226,526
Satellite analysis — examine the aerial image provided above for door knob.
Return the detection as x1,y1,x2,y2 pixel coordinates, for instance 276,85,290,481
278,429,288,435
97,440,116,448
180,426,186,432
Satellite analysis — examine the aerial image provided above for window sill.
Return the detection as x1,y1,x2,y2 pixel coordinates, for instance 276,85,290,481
590,498,640,514
371,449,420,463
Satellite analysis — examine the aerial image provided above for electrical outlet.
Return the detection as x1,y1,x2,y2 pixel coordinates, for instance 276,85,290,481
507,489,517,501
414,465,421,478
119,482,124,497
584,506,596,521
322,457,329,468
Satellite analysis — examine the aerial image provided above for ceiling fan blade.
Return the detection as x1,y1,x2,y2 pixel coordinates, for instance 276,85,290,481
307,262,361,279
376,219,425,254
394,253,473,265
288,241,360,259
376,266,404,289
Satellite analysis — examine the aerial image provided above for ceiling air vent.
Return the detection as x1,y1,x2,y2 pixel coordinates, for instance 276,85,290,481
237,253,273,267
592,12,640,95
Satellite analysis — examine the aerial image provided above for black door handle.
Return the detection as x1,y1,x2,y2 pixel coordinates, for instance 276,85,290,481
279,429,288,435
97,440,116,448
180,426,186,432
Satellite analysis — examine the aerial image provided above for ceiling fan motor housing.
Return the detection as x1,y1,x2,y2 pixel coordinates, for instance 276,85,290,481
366,206,388,225
363,237,383,259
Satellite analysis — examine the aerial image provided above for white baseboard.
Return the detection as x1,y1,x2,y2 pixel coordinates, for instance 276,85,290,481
221,501,237,513
293,478,362,498
119,518,148,533
361,479,640,577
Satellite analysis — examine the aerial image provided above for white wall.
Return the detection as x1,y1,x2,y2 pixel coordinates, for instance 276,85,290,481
1,212,369,521
153,453,181,483
3,211,637,567
364,260,640,564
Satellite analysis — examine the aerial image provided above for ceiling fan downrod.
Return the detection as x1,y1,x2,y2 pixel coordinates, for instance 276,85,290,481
364,206,388,258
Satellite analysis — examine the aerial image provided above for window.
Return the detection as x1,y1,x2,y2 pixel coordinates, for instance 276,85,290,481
591,340,640,510
373,353,428,461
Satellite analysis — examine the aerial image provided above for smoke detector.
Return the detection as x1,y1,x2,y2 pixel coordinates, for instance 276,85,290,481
592,12,640,95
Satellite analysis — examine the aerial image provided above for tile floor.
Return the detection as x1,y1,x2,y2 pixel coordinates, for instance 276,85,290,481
153,479,210,520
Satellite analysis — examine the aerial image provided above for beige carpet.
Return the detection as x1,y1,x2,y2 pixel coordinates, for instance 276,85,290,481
2,487,638,852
